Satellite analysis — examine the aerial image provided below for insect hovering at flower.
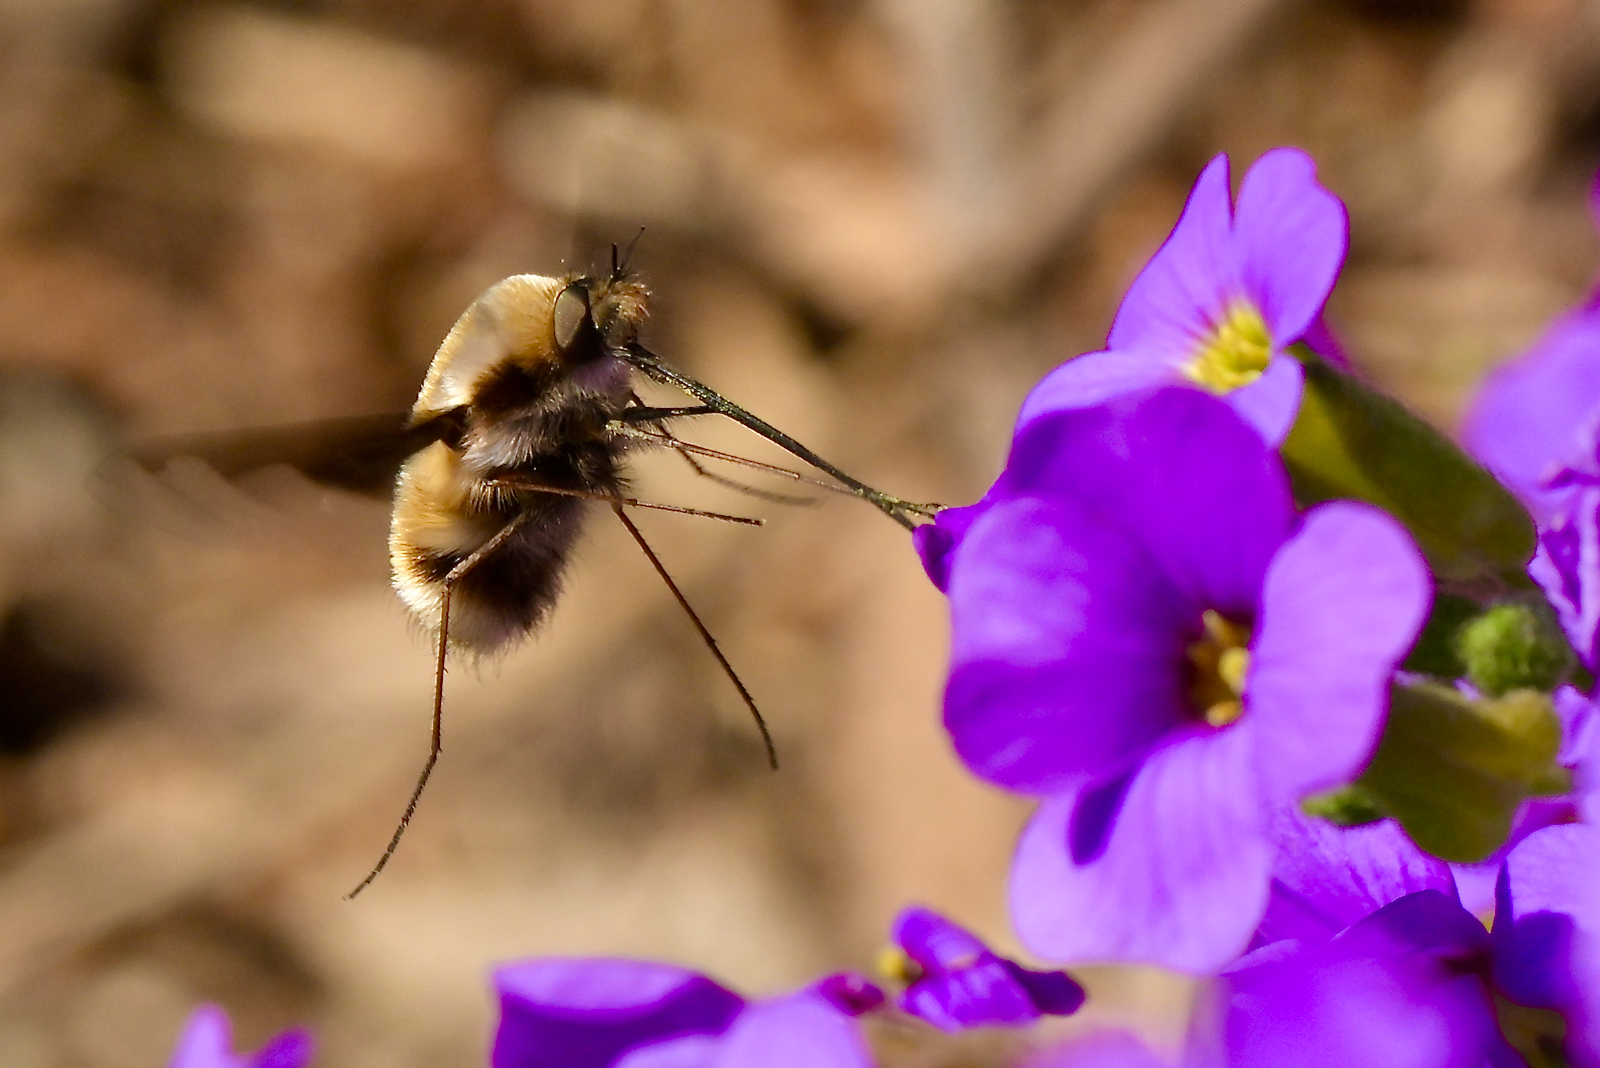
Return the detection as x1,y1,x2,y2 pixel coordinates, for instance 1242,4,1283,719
134,245,934,896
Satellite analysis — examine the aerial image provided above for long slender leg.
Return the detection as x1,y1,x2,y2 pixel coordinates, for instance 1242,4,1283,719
487,479,762,525
615,427,850,495
347,508,535,898
614,396,812,505
620,344,938,528
613,506,778,770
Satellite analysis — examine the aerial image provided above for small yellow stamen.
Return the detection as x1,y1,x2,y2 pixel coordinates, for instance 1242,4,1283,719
1186,610,1252,728
876,946,923,986
1183,303,1271,393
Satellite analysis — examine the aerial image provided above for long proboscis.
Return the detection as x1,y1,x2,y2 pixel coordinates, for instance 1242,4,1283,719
620,344,936,530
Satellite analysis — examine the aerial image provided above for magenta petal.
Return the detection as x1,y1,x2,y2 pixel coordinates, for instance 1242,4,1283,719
1232,148,1348,345
1256,809,1457,947
1013,351,1177,433
944,494,1192,791
1247,502,1430,802
707,995,873,1068
1108,154,1238,357
1224,355,1304,447
1010,725,1272,973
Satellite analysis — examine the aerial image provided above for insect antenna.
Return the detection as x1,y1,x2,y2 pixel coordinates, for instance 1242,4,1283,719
613,505,778,770
347,508,536,899
614,228,646,277
618,344,938,529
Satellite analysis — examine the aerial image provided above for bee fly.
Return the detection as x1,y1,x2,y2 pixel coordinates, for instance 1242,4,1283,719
135,247,934,897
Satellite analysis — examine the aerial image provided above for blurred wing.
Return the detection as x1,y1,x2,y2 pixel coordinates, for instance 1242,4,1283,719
129,409,465,496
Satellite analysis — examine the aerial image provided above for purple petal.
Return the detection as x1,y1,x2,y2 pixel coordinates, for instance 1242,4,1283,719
1223,355,1304,447
892,907,988,971
251,1033,315,1068
809,973,884,1017
615,1036,719,1068
1256,809,1457,947
1463,310,1600,524
167,1006,313,1068
1107,155,1239,358
1232,148,1348,346
1530,486,1600,668
1009,725,1272,973
914,498,993,594
493,960,745,1068
998,960,1086,1017
1013,351,1177,434
169,1006,238,1068
1301,312,1350,367
1219,892,1512,1068
1247,502,1430,802
1494,823,1600,1068
900,957,1044,1032
943,493,1193,791
707,994,873,1068
890,907,1083,1031
1451,797,1578,916
1005,389,1294,619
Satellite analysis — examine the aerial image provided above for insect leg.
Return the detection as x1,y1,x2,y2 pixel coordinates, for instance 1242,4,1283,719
615,426,844,498
619,396,817,505
620,344,939,528
346,508,535,898
487,479,762,525
613,506,778,770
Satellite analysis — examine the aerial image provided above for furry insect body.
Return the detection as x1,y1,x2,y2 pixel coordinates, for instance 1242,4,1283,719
389,273,643,653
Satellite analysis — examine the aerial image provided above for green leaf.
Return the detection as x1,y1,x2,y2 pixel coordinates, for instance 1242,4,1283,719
1353,683,1569,862
1282,349,1536,591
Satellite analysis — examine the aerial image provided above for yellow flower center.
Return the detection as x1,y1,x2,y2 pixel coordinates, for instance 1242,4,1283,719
1183,303,1272,394
876,946,925,985
1185,609,1252,727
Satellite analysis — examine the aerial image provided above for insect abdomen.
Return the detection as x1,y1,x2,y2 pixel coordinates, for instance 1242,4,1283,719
389,442,598,653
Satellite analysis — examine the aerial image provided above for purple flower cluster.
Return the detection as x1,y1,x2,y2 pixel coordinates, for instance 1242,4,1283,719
165,148,1600,1068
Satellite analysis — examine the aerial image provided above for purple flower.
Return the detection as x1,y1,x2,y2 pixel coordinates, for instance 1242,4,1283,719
1495,816,1600,1067
1015,149,1348,447
1205,891,1520,1068
887,906,1083,1032
491,958,880,1068
166,1006,312,1068
915,388,1430,972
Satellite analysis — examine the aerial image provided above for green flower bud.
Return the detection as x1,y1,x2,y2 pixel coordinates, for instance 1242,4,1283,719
1454,600,1573,698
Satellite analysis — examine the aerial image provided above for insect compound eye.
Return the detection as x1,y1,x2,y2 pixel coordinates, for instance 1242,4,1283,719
552,283,594,358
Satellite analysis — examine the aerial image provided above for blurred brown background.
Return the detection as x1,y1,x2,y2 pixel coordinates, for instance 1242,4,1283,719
0,0,1596,1064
